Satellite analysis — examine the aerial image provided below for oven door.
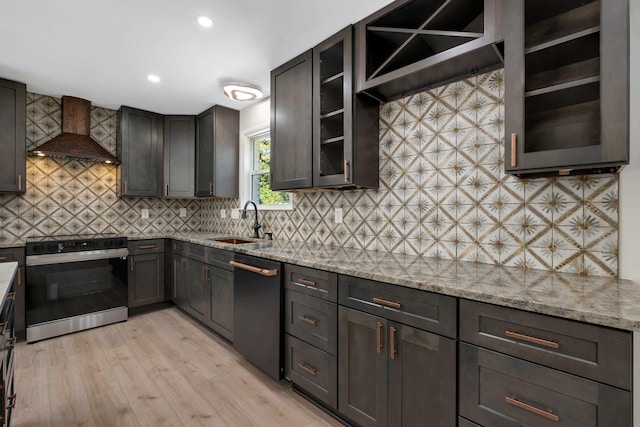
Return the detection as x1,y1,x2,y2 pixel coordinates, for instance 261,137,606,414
26,251,128,327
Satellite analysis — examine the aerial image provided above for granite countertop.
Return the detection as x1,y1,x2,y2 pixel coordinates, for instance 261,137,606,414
6,232,640,332
0,262,17,311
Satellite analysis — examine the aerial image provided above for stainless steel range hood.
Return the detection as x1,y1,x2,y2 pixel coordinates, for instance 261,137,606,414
29,96,118,164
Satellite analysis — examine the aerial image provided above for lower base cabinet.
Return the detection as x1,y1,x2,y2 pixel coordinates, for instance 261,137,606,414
337,306,456,427
128,240,165,308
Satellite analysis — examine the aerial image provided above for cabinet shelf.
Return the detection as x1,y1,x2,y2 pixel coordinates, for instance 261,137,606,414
525,26,600,55
321,136,345,145
525,76,600,98
322,72,344,85
525,1,600,49
320,109,345,120
526,57,600,93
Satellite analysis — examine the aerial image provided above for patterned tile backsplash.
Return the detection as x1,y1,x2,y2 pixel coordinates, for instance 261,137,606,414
201,70,619,277
0,93,201,242
0,71,620,277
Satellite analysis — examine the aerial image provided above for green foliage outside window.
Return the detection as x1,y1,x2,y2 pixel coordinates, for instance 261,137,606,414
252,136,289,205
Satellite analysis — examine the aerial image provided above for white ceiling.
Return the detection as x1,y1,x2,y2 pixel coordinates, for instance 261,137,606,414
0,0,394,114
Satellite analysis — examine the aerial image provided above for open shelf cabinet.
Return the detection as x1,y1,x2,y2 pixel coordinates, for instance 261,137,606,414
504,0,629,176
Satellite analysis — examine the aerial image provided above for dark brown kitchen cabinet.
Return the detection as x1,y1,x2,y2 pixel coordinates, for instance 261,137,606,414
0,78,26,194
270,50,313,190
186,257,210,324
0,248,24,342
338,306,456,427
173,254,188,312
195,106,239,198
163,115,195,198
354,0,504,102
504,0,629,176
313,26,379,189
0,278,16,427
117,106,163,197
459,343,631,427
128,240,165,308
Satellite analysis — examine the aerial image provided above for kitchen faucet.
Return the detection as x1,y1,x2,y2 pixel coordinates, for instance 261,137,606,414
241,200,261,238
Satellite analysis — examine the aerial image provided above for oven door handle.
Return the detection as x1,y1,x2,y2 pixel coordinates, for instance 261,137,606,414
26,249,129,266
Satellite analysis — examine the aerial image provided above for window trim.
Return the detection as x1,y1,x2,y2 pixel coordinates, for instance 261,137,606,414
239,125,293,211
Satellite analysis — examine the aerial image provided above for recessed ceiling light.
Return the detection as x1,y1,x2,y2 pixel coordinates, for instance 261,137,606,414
147,74,161,83
223,83,263,101
197,15,213,28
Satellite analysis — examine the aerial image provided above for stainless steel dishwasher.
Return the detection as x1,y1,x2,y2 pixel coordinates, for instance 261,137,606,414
231,253,282,380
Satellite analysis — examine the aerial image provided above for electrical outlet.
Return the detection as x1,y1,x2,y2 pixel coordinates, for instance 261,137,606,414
334,208,343,224
231,209,240,219
179,208,187,218
220,209,226,219
141,208,149,219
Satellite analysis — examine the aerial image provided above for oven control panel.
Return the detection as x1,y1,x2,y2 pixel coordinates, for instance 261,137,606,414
26,235,127,255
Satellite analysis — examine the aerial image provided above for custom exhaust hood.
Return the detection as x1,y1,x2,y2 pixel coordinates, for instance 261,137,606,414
29,96,118,164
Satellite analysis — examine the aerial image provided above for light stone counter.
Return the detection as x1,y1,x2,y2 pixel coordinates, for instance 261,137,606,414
0,262,17,311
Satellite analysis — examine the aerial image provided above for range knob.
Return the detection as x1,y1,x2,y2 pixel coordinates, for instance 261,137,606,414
104,240,113,248
32,245,45,253
46,243,57,252
114,239,125,247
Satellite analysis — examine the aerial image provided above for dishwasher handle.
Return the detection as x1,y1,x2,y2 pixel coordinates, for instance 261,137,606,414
230,260,278,277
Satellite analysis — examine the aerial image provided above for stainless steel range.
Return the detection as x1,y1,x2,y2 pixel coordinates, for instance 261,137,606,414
25,234,129,343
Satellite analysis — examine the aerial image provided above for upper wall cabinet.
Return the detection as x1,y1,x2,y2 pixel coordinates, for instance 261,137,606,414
0,78,26,194
313,26,379,189
117,106,163,197
271,26,379,191
271,50,314,191
195,106,239,198
504,0,629,176
355,0,504,102
163,115,195,198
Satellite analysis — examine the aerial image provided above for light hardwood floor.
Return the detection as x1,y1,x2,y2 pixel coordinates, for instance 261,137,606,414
13,308,344,427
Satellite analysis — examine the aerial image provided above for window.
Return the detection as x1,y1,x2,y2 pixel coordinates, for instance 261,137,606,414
248,131,291,208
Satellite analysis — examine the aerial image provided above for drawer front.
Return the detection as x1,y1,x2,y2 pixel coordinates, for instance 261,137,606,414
207,247,233,271
129,239,164,255
285,290,337,355
458,417,481,427
284,264,337,302
185,243,207,263
172,240,188,256
459,300,632,390
0,248,24,265
459,343,631,427
338,275,456,338
284,334,337,411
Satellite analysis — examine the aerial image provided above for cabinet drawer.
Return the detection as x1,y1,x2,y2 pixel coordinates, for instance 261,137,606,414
129,239,164,255
207,247,233,271
338,275,456,338
459,343,631,427
172,240,188,256
186,243,207,263
0,248,24,264
284,264,337,302
285,290,337,355
459,300,632,390
458,417,481,427
284,334,337,411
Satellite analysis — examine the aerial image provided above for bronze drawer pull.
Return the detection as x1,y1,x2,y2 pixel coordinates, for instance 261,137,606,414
6,293,15,302
229,260,278,277
505,330,559,349
376,321,383,354
505,396,559,422
389,326,397,360
129,257,134,272
296,278,317,287
510,133,517,167
297,363,317,376
373,297,401,309
0,322,7,336
0,257,5,261
298,315,317,326
181,259,186,272
137,245,157,250
6,393,16,410
6,337,16,350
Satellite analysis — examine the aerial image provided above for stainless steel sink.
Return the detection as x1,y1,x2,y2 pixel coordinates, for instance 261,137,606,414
211,237,255,244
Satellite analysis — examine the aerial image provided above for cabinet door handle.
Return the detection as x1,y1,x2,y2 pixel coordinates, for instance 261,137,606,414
505,330,559,349
124,180,128,195
0,322,7,336
389,326,397,360
18,174,22,191
376,321,383,354
372,297,401,309
0,256,6,261
181,259,186,272
209,182,213,196
6,292,15,302
505,396,559,422
510,133,517,167
165,184,169,196
17,267,21,286
129,257,134,272
229,260,278,277
295,278,317,287
6,393,16,410
297,363,317,376
344,160,350,182
298,315,317,326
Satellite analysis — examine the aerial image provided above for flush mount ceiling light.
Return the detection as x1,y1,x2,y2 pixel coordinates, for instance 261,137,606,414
197,15,213,28
147,74,161,83
223,83,263,101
